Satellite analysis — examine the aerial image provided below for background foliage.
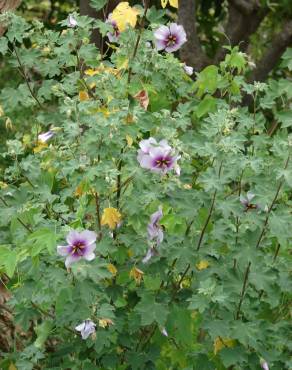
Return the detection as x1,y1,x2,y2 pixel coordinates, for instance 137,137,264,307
0,1,291,369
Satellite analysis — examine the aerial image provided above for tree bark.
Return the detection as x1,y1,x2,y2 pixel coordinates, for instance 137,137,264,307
215,0,268,62
0,0,21,36
249,19,292,82
178,0,209,71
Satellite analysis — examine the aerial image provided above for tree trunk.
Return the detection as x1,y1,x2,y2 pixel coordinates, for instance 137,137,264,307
0,0,21,36
79,0,119,49
178,0,209,71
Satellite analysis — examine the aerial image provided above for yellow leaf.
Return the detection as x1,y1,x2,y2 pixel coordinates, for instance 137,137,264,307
84,68,100,76
99,318,114,328
34,142,48,153
169,0,178,8
0,104,4,117
111,2,140,32
196,260,210,270
161,0,168,8
0,181,8,189
214,337,235,355
127,248,134,258
79,90,89,101
101,207,122,229
129,266,144,284
126,135,133,147
9,363,17,370
107,263,118,276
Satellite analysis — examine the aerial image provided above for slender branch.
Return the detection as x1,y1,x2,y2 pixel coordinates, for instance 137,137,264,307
127,0,149,85
31,301,76,334
196,161,223,251
255,154,290,249
94,192,102,240
235,261,251,319
0,196,32,233
273,243,281,263
13,44,43,108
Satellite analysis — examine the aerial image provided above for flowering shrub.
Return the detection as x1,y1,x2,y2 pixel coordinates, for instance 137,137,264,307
0,3,292,370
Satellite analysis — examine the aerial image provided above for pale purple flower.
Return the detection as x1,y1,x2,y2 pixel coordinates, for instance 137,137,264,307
260,359,269,370
75,319,96,339
57,230,97,268
240,191,260,211
137,138,180,175
161,327,168,337
142,247,158,264
106,13,120,43
154,23,187,53
38,130,55,143
148,206,164,244
183,64,193,76
67,15,78,28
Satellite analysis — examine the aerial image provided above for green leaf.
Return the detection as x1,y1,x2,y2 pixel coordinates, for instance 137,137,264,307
0,246,17,278
28,228,57,255
195,95,217,118
90,0,107,11
34,320,53,348
194,66,219,97
0,38,8,55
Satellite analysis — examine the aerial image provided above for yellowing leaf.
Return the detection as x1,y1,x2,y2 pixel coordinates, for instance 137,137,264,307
34,142,48,153
85,68,100,76
129,266,144,284
214,337,235,355
169,0,178,8
127,248,134,258
133,90,149,110
111,2,140,32
79,90,89,101
107,263,118,276
161,0,178,8
126,135,133,147
0,104,4,117
196,260,210,270
101,207,122,229
9,363,17,370
99,318,114,328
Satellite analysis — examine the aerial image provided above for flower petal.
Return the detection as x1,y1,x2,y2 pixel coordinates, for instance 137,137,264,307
154,25,170,40
66,230,81,245
139,154,154,169
65,254,81,268
139,138,157,153
79,230,97,246
83,252,95,261
57,245,71,256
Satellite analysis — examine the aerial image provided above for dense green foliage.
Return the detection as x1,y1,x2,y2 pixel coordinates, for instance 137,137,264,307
0,4,291,370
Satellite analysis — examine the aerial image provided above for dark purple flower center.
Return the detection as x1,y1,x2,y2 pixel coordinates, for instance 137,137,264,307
155,155,172,168
166,34,177,46
71,241,86,256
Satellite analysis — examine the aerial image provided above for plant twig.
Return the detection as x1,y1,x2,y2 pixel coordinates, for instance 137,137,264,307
13,44,43,108
235,261,251,319
0,196,33,233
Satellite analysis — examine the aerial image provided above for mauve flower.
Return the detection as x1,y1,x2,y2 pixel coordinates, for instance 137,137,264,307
161,327,168,337
75,319,96,339
183,64,193,76
154,23,187,53
57,230,97,268
67,15,78,28
38,130,55,143
148,206,164,244
142,247,158,264
137,138,180,175
260,359,269,370
106,13,120,43
240,191,260,211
